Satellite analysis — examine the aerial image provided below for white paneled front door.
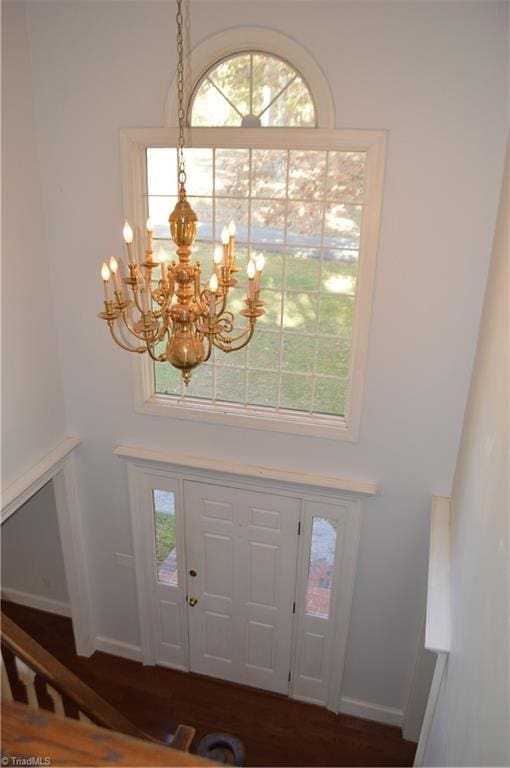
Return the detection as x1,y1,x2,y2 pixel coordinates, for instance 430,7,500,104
183,481,300,695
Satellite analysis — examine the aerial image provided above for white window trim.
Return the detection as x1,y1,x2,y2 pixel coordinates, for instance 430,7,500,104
164,27,335,129
120,126,386,441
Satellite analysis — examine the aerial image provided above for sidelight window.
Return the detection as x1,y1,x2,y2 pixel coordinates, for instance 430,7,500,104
305,517,337,619
152,489,178,585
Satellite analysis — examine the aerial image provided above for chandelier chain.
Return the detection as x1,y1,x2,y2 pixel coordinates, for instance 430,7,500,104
97,0,265,386
176,0,186,186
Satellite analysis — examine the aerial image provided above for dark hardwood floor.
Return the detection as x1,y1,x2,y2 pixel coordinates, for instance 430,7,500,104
1,601,416,767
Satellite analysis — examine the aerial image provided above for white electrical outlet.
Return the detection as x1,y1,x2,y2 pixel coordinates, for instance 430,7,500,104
114,552,135,568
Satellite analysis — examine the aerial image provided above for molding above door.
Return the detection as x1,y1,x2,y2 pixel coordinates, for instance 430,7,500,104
114,444,377,497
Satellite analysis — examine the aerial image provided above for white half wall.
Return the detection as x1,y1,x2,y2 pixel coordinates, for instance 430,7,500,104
1,0,66,490
424,140,510,765
15,0,509,719
1,480,70,607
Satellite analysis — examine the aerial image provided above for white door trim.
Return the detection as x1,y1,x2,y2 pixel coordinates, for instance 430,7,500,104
0,438,95,657
123,452,363,711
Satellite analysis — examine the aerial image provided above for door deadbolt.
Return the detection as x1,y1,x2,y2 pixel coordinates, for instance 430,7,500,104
188,596,198,606
189,569,197,577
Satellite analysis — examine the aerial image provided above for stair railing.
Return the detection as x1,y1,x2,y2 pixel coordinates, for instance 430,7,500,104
0,611,195,751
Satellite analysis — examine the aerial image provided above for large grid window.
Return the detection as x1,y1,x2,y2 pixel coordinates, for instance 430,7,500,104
127,51,384,436
148,146,365,418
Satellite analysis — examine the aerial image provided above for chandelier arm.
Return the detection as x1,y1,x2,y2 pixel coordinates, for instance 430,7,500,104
116,321,152,351
149,269,174,307
215,321,252,344
216,289,230,317
148,284,165,308
196,290,209,318
215,310,235,332
149,305,166,320
213,320,256,353
201,334,213,363
119,310,153,341
149,289,172,319
142,330,167,363
108,322,147,354
143,316,163,345
158,315,173,341
125,282,146,316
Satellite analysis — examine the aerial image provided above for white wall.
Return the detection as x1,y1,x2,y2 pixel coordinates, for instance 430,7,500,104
1,0,67,490
16,0,508,717
424,141,509,766
1,480,69,606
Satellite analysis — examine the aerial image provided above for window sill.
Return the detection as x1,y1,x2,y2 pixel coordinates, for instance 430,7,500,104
135,389,360,442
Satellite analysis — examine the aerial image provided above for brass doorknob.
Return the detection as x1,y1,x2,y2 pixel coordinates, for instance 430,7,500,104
188,596,198,606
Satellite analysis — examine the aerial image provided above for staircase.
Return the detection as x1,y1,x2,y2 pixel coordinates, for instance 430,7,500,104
0,611,217,765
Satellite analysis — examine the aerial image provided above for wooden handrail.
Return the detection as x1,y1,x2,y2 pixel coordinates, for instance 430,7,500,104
1,611,194,750
2,700,214,766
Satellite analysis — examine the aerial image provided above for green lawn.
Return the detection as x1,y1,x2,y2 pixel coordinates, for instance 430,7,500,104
153,244,357,416
154,511,176,568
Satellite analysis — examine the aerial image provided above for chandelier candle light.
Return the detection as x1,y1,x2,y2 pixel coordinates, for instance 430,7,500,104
97,0,265,386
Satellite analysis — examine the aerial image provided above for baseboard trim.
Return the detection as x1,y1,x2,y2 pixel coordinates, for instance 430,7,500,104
1,588,71,618
94,636,142,662
339,696,404,727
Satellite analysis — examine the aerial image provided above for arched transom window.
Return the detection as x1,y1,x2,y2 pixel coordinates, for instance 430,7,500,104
128,45,385,439
190,53,316,127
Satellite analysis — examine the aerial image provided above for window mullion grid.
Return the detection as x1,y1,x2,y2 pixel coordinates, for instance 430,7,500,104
276,150,291,411
249,54,253,115
211,147,217,404
242,321,351,342
243,148,253,407
207,77,244,119
310,150,330,414
149,138,363,425
256,74,298,121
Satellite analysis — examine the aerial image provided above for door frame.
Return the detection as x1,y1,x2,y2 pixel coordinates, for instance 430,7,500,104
125,454,363,711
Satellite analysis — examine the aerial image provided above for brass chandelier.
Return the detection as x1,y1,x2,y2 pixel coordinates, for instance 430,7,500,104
98,0,265,386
